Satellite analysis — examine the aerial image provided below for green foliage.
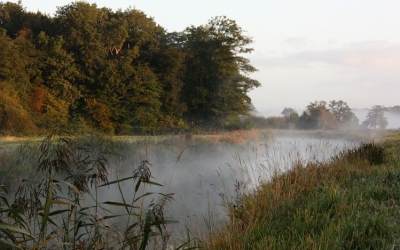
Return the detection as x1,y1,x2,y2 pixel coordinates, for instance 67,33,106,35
0,2,261,135
182,16,260,129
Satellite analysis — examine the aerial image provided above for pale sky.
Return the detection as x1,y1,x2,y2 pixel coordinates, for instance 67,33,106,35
12,0,400,114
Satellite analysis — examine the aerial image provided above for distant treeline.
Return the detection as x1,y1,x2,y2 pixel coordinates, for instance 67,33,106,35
0,1,260,135
246,101,399,130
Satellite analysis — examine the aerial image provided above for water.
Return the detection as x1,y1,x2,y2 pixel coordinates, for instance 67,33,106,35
0,132,369,248
99,132,364,240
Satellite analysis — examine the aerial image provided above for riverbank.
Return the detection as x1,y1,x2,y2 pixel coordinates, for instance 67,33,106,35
202,132,400,249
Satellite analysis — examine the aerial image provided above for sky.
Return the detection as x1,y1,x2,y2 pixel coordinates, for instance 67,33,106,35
11,0,400,115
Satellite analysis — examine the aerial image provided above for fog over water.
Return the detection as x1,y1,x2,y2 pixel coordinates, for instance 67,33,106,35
259,109,400,129
97,132,366,239
352,109,400,129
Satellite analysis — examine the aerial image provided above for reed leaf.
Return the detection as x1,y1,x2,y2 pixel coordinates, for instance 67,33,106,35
0,221,32,237
0,239,23,250
31,233,60,250
102,201,139,209
39,178,53,239
99,176,135,187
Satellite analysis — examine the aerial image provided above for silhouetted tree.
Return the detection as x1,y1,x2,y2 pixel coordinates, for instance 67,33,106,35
281,107,299,129
299,101,338,130
362,105,388,129
329,100,359,128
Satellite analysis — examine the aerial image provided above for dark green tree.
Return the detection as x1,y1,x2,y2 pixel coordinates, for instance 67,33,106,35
150,32,188,130
0,2,54,39
54,3,166,133
33,32,80,130
182,16,260,128
362,105,388,129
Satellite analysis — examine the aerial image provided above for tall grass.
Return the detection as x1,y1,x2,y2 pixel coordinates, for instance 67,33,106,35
0,133,192,249
202,134,400,249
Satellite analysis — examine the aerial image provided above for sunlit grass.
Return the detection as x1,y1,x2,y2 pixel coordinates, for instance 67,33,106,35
202,132,400,249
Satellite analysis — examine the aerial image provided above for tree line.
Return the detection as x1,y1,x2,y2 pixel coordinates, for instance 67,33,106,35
247,101,396,130
0,1,260,135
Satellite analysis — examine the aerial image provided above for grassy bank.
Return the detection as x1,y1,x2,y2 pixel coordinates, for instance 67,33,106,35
202,132,400,249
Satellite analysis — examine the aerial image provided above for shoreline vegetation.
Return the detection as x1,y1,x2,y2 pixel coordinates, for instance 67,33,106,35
203,131,400,249
0,129,399,249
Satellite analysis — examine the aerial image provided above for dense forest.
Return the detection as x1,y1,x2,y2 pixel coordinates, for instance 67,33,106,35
1,2,397,136
0,1,261,135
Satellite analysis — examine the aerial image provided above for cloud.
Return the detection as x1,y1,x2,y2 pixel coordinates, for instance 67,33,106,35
255,42,400,70
284,37,308,47
349,40,388,48
292,46,400,70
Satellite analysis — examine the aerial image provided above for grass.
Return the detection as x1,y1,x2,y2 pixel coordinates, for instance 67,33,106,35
202,131,400,249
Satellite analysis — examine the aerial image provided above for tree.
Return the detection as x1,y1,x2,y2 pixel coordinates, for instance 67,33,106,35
328,100,359,128
299,101,338,130
0,3,264,135
281,107,299,129
388,105,400,114
55,3,166,133
182,16,260,128
150,32,188,129
33,32,80,130
0,88,38,135
362,105,388,129
0,1,53,39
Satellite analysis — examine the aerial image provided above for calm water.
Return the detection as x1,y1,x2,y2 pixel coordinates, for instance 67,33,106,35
98,133,364,239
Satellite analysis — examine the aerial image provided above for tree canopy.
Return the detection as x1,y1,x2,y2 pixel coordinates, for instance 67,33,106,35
0,1,260,135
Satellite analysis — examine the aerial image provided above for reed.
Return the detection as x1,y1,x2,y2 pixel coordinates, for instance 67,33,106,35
0,133,190,249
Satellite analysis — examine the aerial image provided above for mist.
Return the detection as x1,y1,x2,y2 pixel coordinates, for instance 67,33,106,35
94,132,365,240
258,108,400,129
353,109,400,129
1,132,373,248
